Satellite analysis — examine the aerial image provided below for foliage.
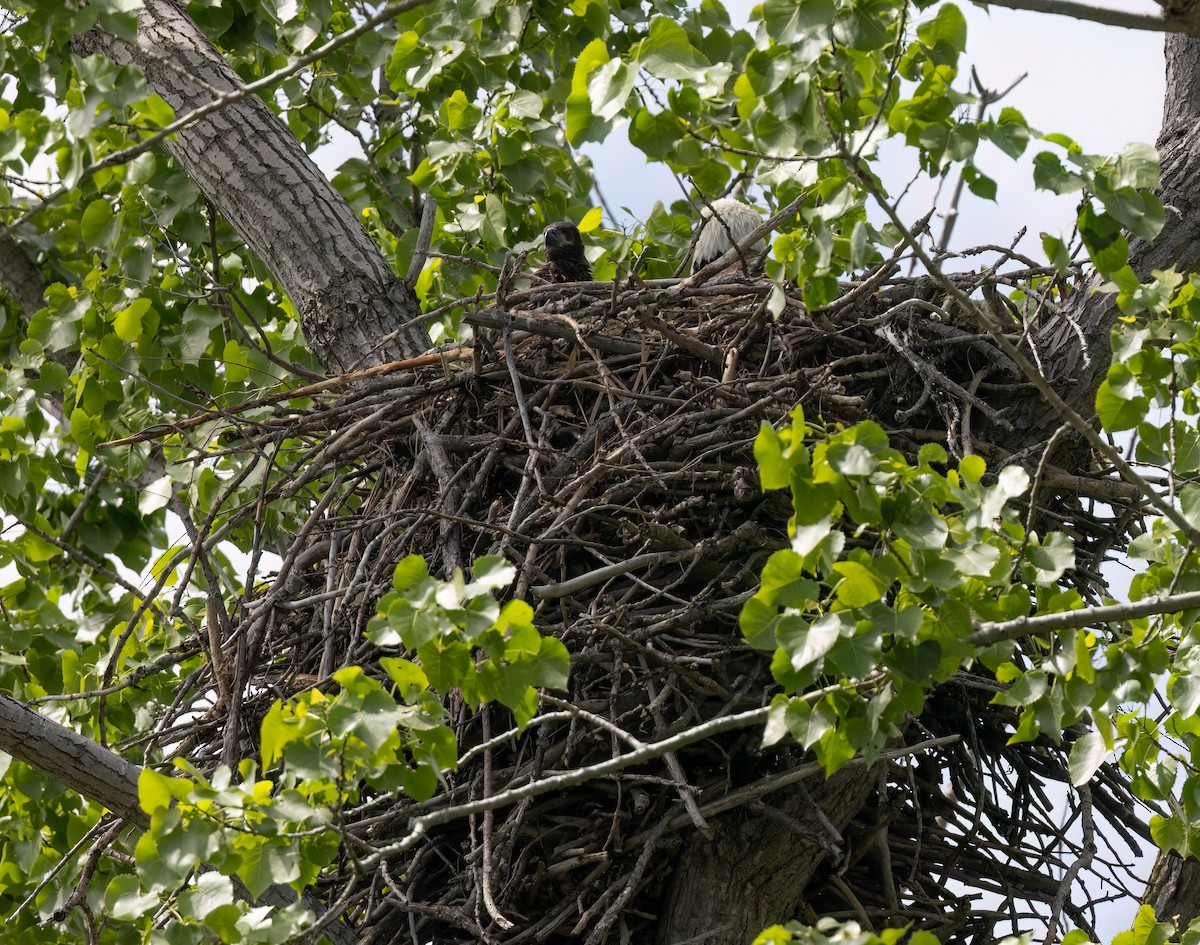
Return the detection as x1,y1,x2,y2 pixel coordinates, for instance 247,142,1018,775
0,0,1193,940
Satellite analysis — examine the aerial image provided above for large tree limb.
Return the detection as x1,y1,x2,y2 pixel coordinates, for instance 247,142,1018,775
0,694,146,827
981,0,1200,36
70,0,430,373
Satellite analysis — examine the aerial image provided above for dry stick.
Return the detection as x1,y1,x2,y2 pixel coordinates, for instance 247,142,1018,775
95,347,471,450
479,708,515,931
640,660,712,837
0,0,437,241
318,527,342,679
581,819,668,945
246,473,345,654
849,158,1200,549
28,643,201,705
1042,784,1095,945
627,734,963,848
876,324,1013,430
405,195,438,288
169,496,232,710
6,819,115,922
538,695,646,751
48,820,126,927
364,675,891,867
531,549,695,600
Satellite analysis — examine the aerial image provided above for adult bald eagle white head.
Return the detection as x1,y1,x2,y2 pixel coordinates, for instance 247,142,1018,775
691,197,766,274
534,221,592,283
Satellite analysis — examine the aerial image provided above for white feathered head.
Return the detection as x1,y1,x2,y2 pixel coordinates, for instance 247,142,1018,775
691,197,766,274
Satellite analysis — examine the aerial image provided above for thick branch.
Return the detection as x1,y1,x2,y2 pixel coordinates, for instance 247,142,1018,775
982,0,1200,35
0,694,147,827
70,0,430,372
970,590,1200,644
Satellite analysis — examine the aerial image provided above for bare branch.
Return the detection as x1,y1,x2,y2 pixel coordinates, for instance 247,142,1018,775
970,589,1200,644
981,0,1198,34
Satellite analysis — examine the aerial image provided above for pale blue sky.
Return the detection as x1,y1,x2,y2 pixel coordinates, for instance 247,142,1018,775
579,2,1167,257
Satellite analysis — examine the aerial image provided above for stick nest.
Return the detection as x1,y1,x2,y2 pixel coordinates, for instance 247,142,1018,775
149,265,1152,945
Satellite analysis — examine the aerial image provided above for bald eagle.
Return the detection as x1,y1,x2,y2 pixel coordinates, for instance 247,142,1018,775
534,221,592,283
691,197,766,274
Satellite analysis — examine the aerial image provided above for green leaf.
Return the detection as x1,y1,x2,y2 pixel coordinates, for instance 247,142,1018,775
1169,672,1200,717
958,454,985,483
105,875,161,920
636,17,710,80
381,657,430,702
1027,531,1075,585
1033,151,1085,194
1067,729,1108,785
80,198,115,244
917,3,966,64
1097,364,1150,433
113,297,151,342
223,337,249,383
761,0,836,43
138,767,176,815
393,555,430,592
529,637,571,690
566,39,611,145
178,872,235,920
778,612,846,672
987,107,1030,159
629,108,686,160
329,689,406,753
234,836,300,900
831,560,889,607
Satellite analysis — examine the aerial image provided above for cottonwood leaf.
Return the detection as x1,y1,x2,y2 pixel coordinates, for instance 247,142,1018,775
1068,730,1108,785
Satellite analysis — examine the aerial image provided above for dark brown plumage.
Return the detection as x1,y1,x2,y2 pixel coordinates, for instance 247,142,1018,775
533,221,592,283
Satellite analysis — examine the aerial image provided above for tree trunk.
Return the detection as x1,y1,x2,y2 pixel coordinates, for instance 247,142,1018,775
1145,851,1200,928
70,0,429,373
658,764,877,944
1138,46,1200,922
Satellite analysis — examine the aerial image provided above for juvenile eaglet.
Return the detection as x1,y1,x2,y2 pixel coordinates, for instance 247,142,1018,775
691,197,766,274
534,220,592,283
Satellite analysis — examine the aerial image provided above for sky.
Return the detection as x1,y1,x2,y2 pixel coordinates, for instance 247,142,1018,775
576,1,1167,259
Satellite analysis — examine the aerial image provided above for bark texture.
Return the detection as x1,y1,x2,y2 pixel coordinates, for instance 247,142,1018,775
657,764,877,945
71,0,429,373
0,694,147,827
1136,48,1200,924
1145,851,1200,928
0,234,46,317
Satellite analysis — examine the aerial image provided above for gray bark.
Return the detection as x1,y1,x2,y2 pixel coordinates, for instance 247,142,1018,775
0,234,47,317
1145,850,1200,928
657,764,877,945
0,693,147,827
70,0,430,373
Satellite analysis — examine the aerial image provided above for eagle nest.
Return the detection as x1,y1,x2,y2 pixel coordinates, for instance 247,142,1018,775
161,264,1151,944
